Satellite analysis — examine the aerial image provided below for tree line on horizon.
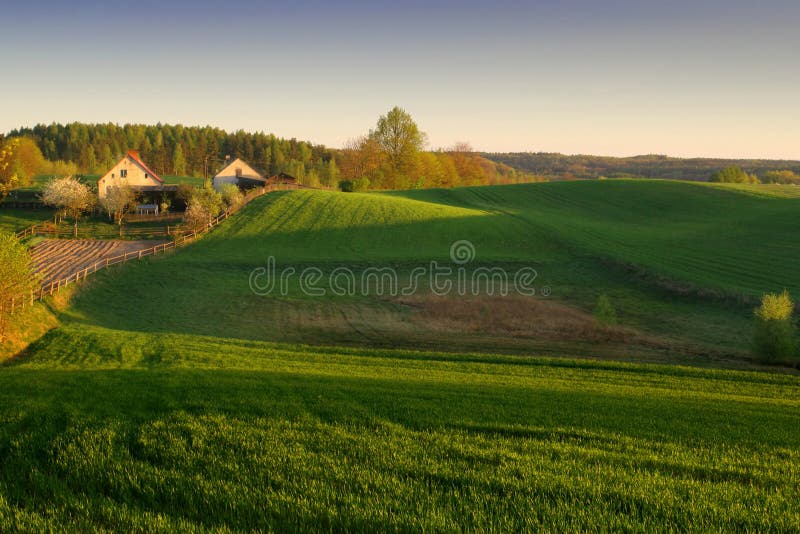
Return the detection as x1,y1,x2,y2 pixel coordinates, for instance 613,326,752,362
487,152,800,183
2,112,538,193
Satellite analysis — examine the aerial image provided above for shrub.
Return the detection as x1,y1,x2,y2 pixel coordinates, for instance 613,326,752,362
174,183,195,211
219,184,244,210
190,185,223,218
594,294,617,326
339,180,354,192
0,233,40,340
753,290,797,363
183,203,211,231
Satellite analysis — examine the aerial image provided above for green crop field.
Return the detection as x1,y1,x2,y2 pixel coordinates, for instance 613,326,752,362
2,179,800,530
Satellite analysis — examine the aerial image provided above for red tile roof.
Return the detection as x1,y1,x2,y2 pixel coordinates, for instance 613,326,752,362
126,150,163,183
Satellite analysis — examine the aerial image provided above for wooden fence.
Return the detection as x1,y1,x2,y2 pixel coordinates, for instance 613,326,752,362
4,182,306,314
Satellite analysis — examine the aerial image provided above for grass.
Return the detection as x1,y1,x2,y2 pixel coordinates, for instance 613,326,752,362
55,181,800,359
3,179,800,529
1,327,798,531
0,208,55,234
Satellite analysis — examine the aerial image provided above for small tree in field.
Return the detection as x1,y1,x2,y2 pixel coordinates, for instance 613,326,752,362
100,184,136,231
753,290,797,363
41,177,95,237
0,233,40,341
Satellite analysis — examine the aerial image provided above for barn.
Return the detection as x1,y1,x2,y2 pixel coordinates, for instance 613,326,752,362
212,158,266,191
265,172,298,186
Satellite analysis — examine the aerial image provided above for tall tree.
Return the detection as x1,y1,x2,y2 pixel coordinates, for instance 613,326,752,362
370,106,426,185
173,144,187,176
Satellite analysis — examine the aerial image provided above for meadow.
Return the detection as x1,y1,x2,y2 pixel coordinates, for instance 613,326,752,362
1,329,798,531
56,180,800,361
2,179,799,530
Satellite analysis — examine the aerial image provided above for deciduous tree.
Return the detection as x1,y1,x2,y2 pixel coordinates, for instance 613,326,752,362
710,166,760,184
0,233,40,341
100,184,136,230
41,177,96,237
370,106,426,186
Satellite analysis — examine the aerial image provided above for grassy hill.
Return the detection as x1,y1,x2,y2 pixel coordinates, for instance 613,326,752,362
2,179,800,530
46,179,800,360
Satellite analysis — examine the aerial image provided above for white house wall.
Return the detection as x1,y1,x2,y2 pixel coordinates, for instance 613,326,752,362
98,156,161,198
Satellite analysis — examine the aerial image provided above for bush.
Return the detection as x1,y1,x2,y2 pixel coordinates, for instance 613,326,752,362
190,185,223,218
219,184,244,210
753,290,797,363
174,183,195,211
183,203,211,231
594,294,617,326
339,180,354,192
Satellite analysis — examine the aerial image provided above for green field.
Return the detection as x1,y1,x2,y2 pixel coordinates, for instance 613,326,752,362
0,208,55,234
2,179,800,530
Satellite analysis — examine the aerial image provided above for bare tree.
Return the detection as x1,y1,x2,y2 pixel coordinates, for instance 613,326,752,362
41,177,96,237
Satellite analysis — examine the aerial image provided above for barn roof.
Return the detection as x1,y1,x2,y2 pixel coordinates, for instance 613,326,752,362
214,157,266,180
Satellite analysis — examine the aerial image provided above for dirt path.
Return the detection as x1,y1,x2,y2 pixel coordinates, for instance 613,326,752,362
31,239,168,286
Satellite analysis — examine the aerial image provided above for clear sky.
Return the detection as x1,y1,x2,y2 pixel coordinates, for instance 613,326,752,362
1,0,798,158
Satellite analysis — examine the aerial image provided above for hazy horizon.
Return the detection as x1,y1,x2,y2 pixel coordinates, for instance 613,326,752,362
1,0,798,159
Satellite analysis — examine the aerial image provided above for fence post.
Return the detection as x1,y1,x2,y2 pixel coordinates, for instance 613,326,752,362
138,250,142,259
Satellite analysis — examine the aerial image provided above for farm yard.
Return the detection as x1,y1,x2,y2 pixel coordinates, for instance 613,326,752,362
2,179,800,530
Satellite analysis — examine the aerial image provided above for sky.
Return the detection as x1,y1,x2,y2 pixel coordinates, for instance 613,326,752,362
0,0,798,159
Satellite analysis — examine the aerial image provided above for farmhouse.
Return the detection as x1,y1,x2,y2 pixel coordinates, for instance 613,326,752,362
97,150,165,200
213,158,266,190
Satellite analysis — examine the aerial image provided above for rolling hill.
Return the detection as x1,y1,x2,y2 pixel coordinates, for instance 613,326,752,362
2,179,799,530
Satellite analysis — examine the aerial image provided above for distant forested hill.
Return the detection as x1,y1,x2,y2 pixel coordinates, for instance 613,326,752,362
3,122,538,190
484,153,800,181
5,123,333,183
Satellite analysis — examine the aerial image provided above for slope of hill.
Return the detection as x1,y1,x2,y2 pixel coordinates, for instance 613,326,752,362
45,180,798,360
3,179,800,530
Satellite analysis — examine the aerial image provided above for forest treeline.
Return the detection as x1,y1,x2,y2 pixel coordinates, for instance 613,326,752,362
4,111,537,191
486,153,800,182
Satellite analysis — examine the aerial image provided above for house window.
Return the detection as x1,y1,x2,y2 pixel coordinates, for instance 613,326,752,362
235,168,243,178
120,169,128,178
145,173,149,179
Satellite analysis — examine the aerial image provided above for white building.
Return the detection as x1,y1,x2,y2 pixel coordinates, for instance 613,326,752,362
212,158,266,191
97,150,163,199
